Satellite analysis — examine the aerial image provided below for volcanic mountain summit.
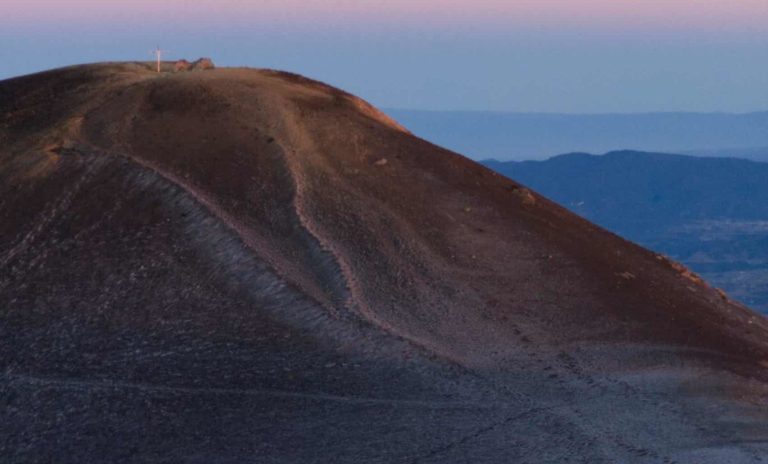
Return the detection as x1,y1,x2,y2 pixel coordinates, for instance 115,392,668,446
2,63,768,462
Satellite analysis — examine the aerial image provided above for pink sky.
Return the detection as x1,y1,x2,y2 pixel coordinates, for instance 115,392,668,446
4,0,768,33
1,0,767,112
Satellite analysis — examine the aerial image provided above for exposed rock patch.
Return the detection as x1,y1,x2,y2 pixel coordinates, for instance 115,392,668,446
172,58,215,73
174,59,191,72
190,57,215,71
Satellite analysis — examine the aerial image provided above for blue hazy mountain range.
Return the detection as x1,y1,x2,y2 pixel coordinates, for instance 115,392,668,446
387,109,768,161
482,151,768,313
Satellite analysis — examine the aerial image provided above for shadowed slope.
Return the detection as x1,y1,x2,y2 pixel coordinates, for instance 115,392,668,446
2,63,768,463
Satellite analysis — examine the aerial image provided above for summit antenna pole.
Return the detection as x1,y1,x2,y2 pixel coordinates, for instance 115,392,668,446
151,46,167,73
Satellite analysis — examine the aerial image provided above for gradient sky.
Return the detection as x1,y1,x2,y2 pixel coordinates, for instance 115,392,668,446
1,0,767,113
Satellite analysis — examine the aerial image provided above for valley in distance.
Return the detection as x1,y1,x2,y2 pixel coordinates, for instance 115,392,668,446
2,62,768,463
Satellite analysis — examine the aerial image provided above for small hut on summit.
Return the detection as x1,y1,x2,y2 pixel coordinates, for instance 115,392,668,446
173,58,215,73
190,58,215,71
174,59,191,72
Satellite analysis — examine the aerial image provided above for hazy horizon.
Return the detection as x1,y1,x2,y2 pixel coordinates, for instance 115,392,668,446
2,0,767,113
386,109,768,161
384,108,768,116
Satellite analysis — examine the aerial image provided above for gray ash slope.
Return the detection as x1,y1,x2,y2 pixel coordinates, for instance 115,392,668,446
2,63,768,463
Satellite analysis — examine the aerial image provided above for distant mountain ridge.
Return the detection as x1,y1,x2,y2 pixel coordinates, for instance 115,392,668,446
483,150,768,313
388,109,768,160
683,146,768,162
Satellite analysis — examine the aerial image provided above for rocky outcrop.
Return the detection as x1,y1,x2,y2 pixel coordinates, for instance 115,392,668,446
173,59,191,72
172,58,215,72
190,58,215,71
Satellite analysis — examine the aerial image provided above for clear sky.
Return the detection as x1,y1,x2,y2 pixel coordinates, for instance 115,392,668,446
1,0,767,113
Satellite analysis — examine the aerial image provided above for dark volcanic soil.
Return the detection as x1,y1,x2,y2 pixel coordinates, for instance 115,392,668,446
2,63,768,463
